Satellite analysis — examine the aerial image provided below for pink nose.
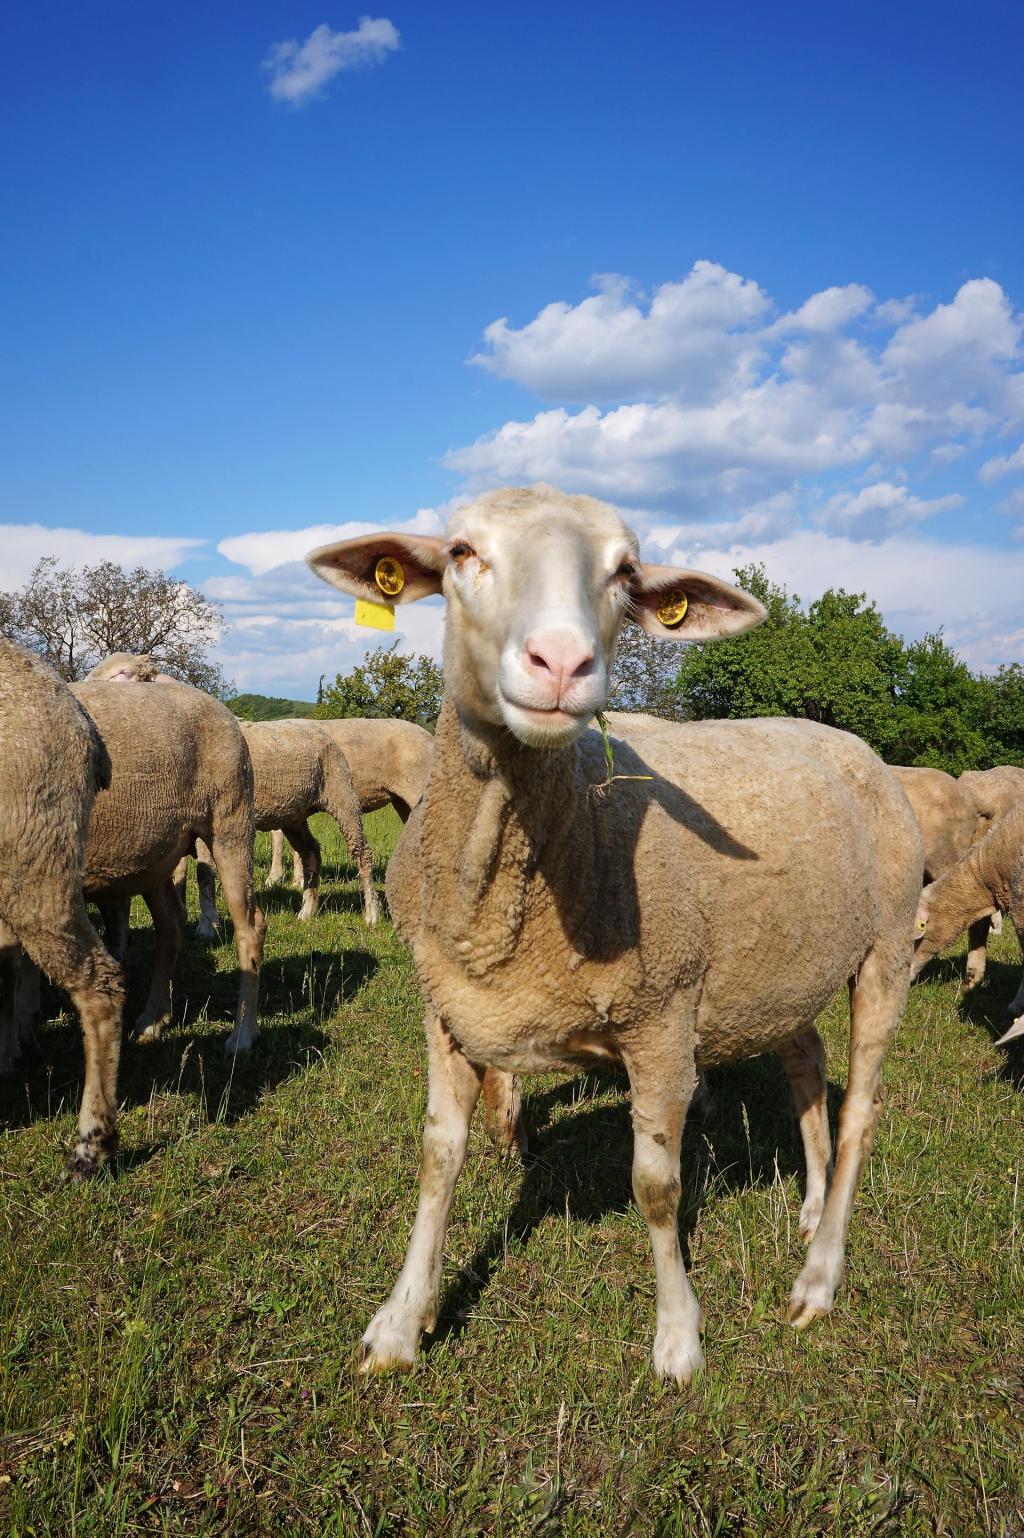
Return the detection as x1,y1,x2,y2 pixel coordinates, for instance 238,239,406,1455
522,631,596,702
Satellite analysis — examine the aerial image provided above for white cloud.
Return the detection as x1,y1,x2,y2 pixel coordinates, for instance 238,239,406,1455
769,283,874,335
0,523,204,590
216,507,442,575
448,268,1024,532
979,442,1024,482
263,17,399,106
812,482,964,541
471,262,770,403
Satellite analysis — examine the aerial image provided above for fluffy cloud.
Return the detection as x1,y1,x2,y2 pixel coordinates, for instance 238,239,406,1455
812,482,964,540
0,523,204,589
979,443,1024,482
449,265,1024,537
217,506,442,576
263,17,399,106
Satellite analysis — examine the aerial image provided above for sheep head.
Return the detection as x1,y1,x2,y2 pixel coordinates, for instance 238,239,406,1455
308,483,765,747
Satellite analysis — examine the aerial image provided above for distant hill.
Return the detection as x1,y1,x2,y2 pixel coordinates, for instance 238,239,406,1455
226,693,318,722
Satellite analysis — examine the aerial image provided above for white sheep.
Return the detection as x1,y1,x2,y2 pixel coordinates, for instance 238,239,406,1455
308,483,922,1385
266,718,433,891
0,640,125,1177
72,679,265,1053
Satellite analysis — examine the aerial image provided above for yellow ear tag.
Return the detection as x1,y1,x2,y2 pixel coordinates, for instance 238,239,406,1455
354,598,395,631
916,918,927,932
375,556,405,597
656,591,688,628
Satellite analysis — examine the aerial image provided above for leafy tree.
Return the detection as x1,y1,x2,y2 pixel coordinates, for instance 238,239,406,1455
888,634,991,774
0,557,226,692
316,641,443,726
976,663,1024,767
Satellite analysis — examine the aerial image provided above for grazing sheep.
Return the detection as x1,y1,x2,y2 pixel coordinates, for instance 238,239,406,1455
308,483,921,1385
241,720,380,924
0,640,125,1177
71,680,265,1053
890,767,977,882
891,766,994,986
267,718,433,890
958,767,1024,834
912,804,1024,1036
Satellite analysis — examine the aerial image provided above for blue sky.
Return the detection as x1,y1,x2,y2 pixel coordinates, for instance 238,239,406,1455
2,0,1022,694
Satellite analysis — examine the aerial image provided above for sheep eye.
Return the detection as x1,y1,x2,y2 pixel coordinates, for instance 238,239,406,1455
614,560,637,581
449,541,474,561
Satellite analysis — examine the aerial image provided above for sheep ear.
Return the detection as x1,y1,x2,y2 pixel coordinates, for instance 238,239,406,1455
914,900,929,934
628,564,766,641
307,533,447,604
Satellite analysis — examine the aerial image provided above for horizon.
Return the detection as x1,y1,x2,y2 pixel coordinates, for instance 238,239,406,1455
2,1,1022,696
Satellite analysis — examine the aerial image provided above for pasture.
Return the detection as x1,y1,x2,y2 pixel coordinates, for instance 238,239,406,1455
1,811,1022,1536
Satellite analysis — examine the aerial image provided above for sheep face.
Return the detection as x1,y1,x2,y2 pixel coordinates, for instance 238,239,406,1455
308,484,764,747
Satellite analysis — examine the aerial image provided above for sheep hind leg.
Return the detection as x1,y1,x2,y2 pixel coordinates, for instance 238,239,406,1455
964,915,992,991
481,1069,527,1157
22,909,124,1180
789,947,905,1328
625,1046,703,1385
214,838,265,1055
135,882,183,1042
361,1009,484,1373
777,1027,833,1242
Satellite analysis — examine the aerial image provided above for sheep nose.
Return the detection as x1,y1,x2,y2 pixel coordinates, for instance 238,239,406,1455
523,631,596,701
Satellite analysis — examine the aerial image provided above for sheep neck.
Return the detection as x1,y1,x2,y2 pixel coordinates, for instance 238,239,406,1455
419,699,595,973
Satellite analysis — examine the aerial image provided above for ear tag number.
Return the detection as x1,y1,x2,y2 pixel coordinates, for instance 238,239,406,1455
375,556,405,597
656,591,688,628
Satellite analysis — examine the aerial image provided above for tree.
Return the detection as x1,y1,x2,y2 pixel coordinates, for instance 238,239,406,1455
607,623,690,719
0,557,226,691
888,633,991,774
316,641,443,726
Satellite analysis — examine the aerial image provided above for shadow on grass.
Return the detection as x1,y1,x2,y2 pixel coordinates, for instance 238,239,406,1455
431,1053,844,1347
251,881,379,923
0,944,378,1147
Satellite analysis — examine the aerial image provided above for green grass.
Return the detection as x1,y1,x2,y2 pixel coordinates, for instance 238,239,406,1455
2,810,1023,1535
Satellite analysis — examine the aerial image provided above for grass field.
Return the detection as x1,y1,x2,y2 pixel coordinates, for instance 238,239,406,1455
2,810,1023,1536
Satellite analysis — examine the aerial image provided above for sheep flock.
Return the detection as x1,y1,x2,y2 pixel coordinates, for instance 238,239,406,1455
2,483,1023,1389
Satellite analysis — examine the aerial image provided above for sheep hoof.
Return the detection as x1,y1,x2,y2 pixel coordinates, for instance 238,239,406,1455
298,898,318,922
64,1152,100,1184
788,1263,839,1329
651,1323,704,1386
364,901,381,928
359,1307,421,1374
135,1014,170,1042
798,1198,824,1243
224,1026,257,1056
195,919,220,941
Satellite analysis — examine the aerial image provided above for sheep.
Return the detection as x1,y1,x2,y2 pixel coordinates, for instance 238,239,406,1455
85,653,175,684
0,639,125,1177
71,679,265,1052
240,720,380,924
266,718,433,891
890,765,995,986
307,482,922,1385
911,803,1024,1037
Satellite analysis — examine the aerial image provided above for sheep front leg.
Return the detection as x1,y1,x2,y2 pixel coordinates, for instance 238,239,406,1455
964,915,992,991
266,829,288,887
361,1010,484,1373
481,1069,526,1156
193,838,221,940
624,1046,703,1385
135,881,183,1041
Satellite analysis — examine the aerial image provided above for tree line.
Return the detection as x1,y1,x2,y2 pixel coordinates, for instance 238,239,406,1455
3,557,1021,770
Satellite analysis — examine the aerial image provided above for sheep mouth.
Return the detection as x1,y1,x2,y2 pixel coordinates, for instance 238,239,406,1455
497,694,596,747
